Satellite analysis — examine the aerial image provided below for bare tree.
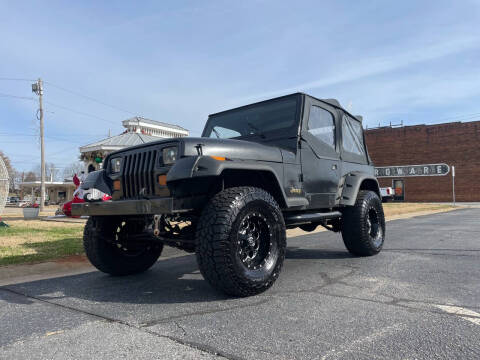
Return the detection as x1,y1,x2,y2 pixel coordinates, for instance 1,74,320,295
63,162,85,179
34,162,62,182
24,171,38,182
47,163,60,182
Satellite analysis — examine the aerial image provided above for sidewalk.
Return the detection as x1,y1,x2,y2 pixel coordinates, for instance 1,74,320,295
0,255,93,287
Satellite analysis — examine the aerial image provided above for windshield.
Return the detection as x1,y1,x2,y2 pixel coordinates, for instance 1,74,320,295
202,97,299,139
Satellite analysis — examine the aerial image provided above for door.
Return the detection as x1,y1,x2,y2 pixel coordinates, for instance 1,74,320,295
300,99,340,208
393,179,405,201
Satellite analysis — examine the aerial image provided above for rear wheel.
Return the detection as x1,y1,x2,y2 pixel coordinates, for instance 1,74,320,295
341,190,385,256
84,216,163,276
196,187,286,297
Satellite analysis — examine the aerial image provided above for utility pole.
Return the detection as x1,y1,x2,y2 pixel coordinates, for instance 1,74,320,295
32,78,45,211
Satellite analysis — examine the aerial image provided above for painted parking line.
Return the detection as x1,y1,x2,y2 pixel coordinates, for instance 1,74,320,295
435,305,480,326
320,324,404,360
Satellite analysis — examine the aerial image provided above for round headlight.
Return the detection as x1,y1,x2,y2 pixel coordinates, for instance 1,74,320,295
162,147,178,165
110,157,122,173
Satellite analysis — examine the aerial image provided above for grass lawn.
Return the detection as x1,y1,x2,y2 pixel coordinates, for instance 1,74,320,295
0,202,457,266
382,202,455,217
0,216,84,266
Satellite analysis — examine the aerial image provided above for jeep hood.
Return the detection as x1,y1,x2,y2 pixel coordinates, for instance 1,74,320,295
180,137,282,162
107,137,284,163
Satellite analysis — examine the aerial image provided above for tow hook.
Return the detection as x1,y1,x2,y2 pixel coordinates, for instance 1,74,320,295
153,215,161,236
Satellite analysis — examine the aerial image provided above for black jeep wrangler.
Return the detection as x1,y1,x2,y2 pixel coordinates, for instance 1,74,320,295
73,93,385,296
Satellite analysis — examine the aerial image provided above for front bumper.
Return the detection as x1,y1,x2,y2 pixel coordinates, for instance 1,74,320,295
71,197,194,216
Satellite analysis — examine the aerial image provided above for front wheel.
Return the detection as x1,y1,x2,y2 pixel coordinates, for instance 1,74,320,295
83,216,163,276
196,187,286,297
341,190,385,256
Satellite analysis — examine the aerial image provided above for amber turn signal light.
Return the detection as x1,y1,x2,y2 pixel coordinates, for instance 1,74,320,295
210,156,226,161
158,175,167,186
113,180,121,191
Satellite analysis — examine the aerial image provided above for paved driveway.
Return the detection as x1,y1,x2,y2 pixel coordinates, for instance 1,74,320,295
1,208,479,359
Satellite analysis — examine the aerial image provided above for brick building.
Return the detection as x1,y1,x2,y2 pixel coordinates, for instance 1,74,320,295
365,121,480,202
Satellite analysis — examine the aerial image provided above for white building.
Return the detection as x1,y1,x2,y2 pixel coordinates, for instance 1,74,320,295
80,117,189,172
20,181,76,205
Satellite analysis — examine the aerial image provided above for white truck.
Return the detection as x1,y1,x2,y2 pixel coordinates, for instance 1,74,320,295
380,187,395,202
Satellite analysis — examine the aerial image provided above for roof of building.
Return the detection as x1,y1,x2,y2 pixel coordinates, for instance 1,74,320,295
122,116,188,132
365,119,480,133
80,132,159,153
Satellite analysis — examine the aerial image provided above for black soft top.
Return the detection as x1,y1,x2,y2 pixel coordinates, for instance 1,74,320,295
209,92,363,122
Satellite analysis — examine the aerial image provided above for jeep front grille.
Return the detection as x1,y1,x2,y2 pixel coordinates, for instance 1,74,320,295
122,150,158,198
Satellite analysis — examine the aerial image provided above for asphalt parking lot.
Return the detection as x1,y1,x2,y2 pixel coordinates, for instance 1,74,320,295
1,208,479,359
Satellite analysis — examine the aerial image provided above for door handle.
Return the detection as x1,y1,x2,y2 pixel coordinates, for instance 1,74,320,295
332,164,337,170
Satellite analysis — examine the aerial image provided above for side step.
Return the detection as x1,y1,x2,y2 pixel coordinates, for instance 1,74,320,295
284,211,342,226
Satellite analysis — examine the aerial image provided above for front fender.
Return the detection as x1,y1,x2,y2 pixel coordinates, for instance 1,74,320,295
167,156,282,182
339,172,380,206
166,156,303,208
80,170,112,195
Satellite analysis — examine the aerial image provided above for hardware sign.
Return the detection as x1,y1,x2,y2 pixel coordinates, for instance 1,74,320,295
375,164,450,178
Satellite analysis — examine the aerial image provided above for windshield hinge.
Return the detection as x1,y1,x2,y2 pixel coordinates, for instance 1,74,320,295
195,143,204,156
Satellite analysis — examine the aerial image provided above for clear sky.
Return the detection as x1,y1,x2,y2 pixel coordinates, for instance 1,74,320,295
1,0,479,173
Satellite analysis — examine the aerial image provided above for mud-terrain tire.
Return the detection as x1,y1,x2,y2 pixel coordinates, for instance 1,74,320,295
341,190,385,256
84,216,163,276
196,187,286,297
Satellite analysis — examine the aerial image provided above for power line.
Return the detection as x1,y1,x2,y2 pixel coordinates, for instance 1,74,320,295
1,80,134,121
11,146,81,162
0,92,35,101
11,159,78,166
47,144,84,157
44,81,136,116
21,77,480,126
44,100,117,125
0,132,107,140
2,79,138,121
10,156,79,166
0,135,92,146
0,77,36,82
